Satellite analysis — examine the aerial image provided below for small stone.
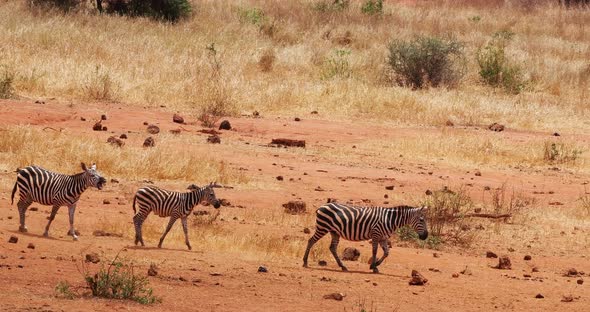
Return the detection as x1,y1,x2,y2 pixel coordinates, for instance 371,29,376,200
101,114,107,121
567,268,578,276
173,114,184,124
85,253,100,264
488,122,505,132
102,126,107,131
258,266,268,273
27,243,35,249
210,272,222,276
524,255,532,261
283,201,306,215
385,185,394,190
253,111,260,117
143,121,148,125
561,295,574,302
29,207,38,212
92,121,103,131
146,124,160,134
110,178,119,183
107,136,124,147
80,117,86,121
143,137,155,147
425,190,433,195
484,186,491,191
219,120,231,130
532,267,540,273
535,294,544,299
207,135,221,144
445,120,454,127
148,263,158,276
311,110,318,114
8,236,18,244
119,134,127,139
341,247,360,261
495,256,512,270
276,176,284,181
452,273,459,278
486,251,498,258
323,293,345,301
303,227,311,234
474,170,482,176
433,253,440,258
179,276,188,282
460,267,472,275
103,199,110,205
409,270,428,286
553,132,560,136
577,279,583,285
294,117,301,121
318,260,327,266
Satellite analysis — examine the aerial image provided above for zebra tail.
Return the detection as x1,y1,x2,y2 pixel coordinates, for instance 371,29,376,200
11,181,18,205
132,194,137,214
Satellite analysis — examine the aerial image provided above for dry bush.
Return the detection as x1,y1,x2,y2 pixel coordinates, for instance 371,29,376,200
258,49,276,72
83,66,119,102
542,141,583,165
489,183,536,219
577,192,590,217
0,65,15,99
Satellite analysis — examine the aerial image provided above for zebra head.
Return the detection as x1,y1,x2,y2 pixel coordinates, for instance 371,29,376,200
201,182,221,209
410,206,428,240
81,162,106,190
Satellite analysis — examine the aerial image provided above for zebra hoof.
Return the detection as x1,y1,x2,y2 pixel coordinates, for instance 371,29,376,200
341,267,349,272
43,232,49,237
72,236,79,241
303,263,308,268
372,268,380,274
18,226,28,233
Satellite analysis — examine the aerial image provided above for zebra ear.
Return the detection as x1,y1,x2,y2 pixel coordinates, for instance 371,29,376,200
90,163,97,170
81,162,87,171
420,205,429,211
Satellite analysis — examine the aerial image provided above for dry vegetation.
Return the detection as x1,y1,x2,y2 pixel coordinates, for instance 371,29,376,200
0,0,588,132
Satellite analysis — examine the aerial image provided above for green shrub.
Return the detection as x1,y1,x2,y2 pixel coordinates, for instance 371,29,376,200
396,225,418,241
313,0,350,13
83,255,160,304
387,36,465,89
106,0,191,22
361,0,383,15
543,141,583,165
476,32,527,94
321,49,352,80
0,66,15,99
55,281,76,299
237,7,266,26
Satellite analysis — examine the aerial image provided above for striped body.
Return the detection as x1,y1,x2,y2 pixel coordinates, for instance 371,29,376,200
132,183,221,250
303,202,428,273
11,164,106,240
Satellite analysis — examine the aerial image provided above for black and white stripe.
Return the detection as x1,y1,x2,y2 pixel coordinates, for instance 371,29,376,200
11,163,106,240
303,203,428,273
132,182,221,250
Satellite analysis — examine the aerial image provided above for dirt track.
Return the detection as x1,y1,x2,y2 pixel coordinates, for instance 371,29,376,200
0,100,588,312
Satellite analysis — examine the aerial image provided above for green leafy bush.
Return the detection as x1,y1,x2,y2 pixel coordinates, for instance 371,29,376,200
237,7,266,26
361,0,383,15
105,0,191,22
313,0,350,13
321,49,352,80
387,36,465,89
55,281,76,299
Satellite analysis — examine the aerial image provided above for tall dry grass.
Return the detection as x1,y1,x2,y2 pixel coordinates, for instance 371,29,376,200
0,1,588,131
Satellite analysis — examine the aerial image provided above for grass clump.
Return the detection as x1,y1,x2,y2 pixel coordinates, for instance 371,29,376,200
0,66,15,99
387,36,465,89
237,7,266,26
476,31,528,94
55,280,77,299
361,0,383,15
82,254,160,305
321,49,352,80
104,0,191,22
29,0,80,12
83,65,119,102
313,0,350,12
542,141,583,165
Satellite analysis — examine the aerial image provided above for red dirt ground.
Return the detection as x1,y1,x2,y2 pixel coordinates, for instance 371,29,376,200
0,99,588,311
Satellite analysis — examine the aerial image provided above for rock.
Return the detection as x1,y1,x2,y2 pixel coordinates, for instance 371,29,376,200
101,114,107,121
173,114,184,124
474,170,482,176
119,134,128,139
532,267,540,273
253,111,260,117
488,123,505,132
460,267,473,275
318,260,327,266
80,117,86,121
311,110,318,114
85,253,100,264
283,201,306,215
474,207,482,213
207,135,221,144
495,256,512,270
210,272,222,276
276,176,284,181
433,253,440,258
103,199,110,205
323,293,345,301
567,268,578,276
535,294,544,299
92,121,103,131
219,120,231,130
409,270,428,286
29,207,38,212
143,137,155,147
179,276,188,282
577,279,584,285
561,295,574,302
146,124,160,134
8,236,18,244
553,132,560,136
258,266,268,273
452,273,459,278
219,199,231,206
143,121,148,125
27,243,35,249
524,255,532,261
193,210,210,216
486,251,498,258
425,190,433,196
341,247,360,261
445,120,454,127
385,185,394,190
107,136,124,147
148,263,158,276
271,138,305,148
484,186,491,191
303,227,311,234
110,178,119,183
294,117,301,121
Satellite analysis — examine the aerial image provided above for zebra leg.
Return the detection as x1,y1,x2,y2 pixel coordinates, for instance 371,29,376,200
43,205,61,237
329,232,348,272
17,199,32,233
302,229,327,268
133,213,147,247
158,217,178,249
181,217,191,250
67,204,78,241
374,239,390,267
369,239,380,273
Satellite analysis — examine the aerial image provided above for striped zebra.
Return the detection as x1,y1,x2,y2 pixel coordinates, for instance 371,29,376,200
11,163,106,241
132,182,221,250
303,203,428,273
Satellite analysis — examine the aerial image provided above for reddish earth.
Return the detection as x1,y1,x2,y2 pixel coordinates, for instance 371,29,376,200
0,100,588,311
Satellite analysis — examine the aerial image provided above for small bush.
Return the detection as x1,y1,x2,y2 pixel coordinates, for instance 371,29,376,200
313,0,350,12
361,0,383,15
55,281,76,299
0,66,15,99
237,7,266,26
578,193,590,217
542,141,583,165
258,49,276,72
476,32,528,94
396,225,418,241
105,0,191,22
387,36,465,89
82,254,160,304
321,49,352,80
490,183,536,218
83,66,119,102
199,43,236,128
29,0,81,12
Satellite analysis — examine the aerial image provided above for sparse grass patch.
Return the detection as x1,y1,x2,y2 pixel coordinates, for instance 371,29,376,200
542,141,583,165
313,0,350,13
104,0,191,22
361,0,383,15
0,65,15,99
387,36,465,89
488,183,536,220
577,193,590,217
258,49,276,72
55,280,77,299
83,65,119,102
321,49,352,80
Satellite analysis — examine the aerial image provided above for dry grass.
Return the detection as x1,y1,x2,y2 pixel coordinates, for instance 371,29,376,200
0,126,248,184
0,1,588,131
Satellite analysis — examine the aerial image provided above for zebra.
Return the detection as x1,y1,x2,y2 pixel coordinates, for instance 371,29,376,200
11,163,106,241
303,203,428,273
132,182,222,250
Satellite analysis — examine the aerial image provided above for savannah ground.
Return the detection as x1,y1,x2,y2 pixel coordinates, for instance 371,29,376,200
0,0,589,311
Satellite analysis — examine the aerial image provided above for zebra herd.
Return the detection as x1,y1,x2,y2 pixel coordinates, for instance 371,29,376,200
9,164,428,273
